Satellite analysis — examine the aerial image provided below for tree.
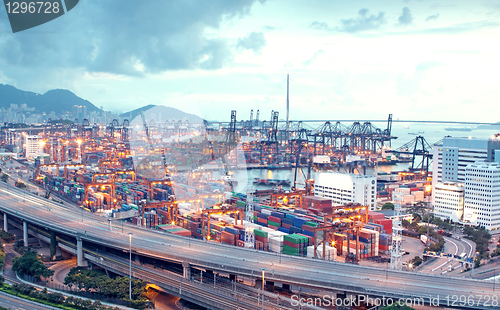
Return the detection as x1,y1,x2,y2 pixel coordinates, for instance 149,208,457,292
411,256,423,267
64,267,147,300
12,251,54,280
382,203,394,210
0,274,4,286
0,174,8,183
15,181,27,189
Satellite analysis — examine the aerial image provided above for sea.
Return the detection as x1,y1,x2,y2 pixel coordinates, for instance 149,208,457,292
219,122,500,193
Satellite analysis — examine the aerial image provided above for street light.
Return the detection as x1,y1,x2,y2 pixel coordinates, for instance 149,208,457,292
129,233,133,300
260,268,267,310
472,251,479,277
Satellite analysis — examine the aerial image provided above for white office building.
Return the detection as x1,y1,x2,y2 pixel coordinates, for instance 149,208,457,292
24,135,43,161
463,162,500,231
433,182,464,223
314,172,377,210
431,136,500,205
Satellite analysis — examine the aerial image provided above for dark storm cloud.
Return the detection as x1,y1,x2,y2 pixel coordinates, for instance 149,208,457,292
236,32,266,53
398,7,414,26
425,14,440,22
0,0,264,77
339,8,386,33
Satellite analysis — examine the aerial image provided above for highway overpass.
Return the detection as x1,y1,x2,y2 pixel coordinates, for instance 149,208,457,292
0,182,497,309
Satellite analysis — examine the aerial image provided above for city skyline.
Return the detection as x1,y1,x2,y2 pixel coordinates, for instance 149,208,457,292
0,1,499,122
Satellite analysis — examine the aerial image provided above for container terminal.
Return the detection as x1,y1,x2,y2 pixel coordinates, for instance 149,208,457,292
0,110,433,265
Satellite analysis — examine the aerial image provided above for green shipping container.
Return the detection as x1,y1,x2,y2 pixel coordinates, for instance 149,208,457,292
284,234,308,244
268,221,280,227
305,221,319,228
254,229,268,238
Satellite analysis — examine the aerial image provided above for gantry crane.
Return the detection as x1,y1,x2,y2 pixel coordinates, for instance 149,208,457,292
138,200,178,227
201,205,244,241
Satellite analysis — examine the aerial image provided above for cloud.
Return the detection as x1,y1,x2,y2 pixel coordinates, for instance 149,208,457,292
303,50,324,66
339,8,386,33
309,21,333,31
262,25,276,31
0,0,264,85
415,61,443,72
398,7,414,26
425,13,440,22
236,32,266,53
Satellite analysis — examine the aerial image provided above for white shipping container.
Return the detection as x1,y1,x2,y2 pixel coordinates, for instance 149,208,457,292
307,245,336,261
261,209,272,215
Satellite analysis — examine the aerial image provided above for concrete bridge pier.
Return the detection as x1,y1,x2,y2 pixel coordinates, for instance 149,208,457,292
229,274,237,282
77,236,84,267
265,281,275,292
3,213,7,232
23,221,28,247
182,261,191,279
282,283,291,291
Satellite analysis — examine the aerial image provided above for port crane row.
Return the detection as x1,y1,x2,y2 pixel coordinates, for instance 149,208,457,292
4,109,432,178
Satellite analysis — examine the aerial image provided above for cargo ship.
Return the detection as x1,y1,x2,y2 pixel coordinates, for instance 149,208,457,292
253,178,291,186
445,127,472,132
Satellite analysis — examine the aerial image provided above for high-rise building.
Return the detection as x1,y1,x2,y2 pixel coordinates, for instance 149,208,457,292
72,105,87,122
24,135,43,161
431,137,500,204
314,172,377,210
433,182,464,223
463,162,500,231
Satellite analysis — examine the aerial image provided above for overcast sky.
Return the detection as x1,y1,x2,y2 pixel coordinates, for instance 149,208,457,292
0,0,499,122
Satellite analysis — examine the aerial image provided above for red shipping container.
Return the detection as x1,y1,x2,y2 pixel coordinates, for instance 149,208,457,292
236,240,245,247
282,223,292,229
221,231,236,245
307,208,319,215
171,230,191,237
257,218,268,224
255,235,267,243
268,216,281,223
283,240,300,248
301,225,315,233
268,225,278,230
234,225,245,231
369,212,385,220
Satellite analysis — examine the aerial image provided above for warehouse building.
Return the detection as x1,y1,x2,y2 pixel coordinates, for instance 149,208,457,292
314,172,377,211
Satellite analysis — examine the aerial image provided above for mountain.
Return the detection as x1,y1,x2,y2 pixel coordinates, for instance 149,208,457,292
120,105,204,123
119,104,156,121
0,84,101,114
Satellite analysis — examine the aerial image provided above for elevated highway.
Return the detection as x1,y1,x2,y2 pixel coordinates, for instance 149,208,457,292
0,182,497,309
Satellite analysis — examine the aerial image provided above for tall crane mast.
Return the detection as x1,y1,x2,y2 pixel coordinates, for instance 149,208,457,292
244,193,255,248
141,110,167,177
391,189,404,270
141,111,154,155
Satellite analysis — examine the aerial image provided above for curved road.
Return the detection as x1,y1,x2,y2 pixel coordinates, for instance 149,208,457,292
0,183,497,308
419,236,475,276
0,290,60,310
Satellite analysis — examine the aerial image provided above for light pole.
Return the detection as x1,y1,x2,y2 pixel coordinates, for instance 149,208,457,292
472,251,479,277
261,268,267,291
260,268,267,310
129,233,132,300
